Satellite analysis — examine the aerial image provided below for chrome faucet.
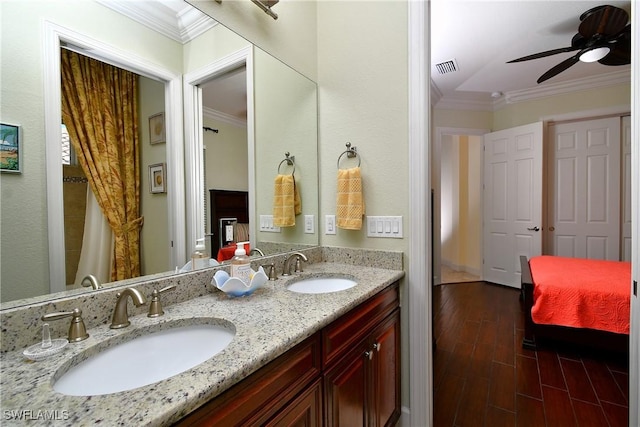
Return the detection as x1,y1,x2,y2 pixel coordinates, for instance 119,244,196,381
147,285,176,318
262,262,278,281
250,248,265,257
110,288,147,329
41,308,89,342
80,274,102,290
282,252,308,276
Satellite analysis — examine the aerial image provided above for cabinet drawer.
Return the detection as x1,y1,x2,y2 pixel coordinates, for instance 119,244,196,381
322,282,399,367
176,333,321,427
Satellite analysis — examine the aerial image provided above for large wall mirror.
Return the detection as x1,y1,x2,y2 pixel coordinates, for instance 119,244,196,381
0,0,318,306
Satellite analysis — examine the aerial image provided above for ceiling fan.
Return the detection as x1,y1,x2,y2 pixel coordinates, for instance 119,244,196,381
507,4,631,84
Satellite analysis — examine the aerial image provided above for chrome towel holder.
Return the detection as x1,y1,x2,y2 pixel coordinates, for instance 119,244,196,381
277,152,296,175
337,142,361,169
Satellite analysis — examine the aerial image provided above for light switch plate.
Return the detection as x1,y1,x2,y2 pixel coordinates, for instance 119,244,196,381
325,215,336,235
259,215,281,233
304,215,315,234
366,216,403,238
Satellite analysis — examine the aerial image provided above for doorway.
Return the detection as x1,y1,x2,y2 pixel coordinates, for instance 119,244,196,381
434,127,488,285
44,22,185,293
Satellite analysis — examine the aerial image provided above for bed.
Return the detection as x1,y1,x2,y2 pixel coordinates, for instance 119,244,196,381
520,255,630,353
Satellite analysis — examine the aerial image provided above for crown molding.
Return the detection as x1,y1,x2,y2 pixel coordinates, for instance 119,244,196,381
432,68,630,112
96,0,217,44
203,106,247,128
504,69,630,104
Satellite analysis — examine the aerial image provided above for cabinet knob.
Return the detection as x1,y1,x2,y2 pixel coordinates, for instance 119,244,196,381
364,350,373,360
373,342,381,352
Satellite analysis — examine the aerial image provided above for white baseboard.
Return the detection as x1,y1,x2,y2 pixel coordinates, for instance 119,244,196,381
400,406,412,427
441,260,481,277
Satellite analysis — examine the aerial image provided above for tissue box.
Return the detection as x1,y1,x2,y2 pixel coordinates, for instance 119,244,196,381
211,267,268,297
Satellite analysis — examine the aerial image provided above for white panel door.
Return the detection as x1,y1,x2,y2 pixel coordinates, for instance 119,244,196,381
622,115,632,261
483,122,543,288
546,117,621,260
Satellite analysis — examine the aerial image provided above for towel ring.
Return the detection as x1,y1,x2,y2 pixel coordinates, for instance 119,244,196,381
277,152,296,175
337,142,361,169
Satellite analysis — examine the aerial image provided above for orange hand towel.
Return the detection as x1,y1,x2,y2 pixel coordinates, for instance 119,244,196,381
273,174,301,227
336,167,364,230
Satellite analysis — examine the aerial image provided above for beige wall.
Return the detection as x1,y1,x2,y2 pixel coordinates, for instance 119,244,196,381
190,0,318,81
433,108,493,130
316,0,410,409
317,0,409,252
182,22,250,73
139,77,170,275
203,117,248,193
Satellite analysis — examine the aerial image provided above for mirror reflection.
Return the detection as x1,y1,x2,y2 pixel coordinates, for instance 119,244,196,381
0,0,318,305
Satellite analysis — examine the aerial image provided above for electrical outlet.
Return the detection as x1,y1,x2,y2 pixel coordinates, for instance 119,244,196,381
325,215,336,235
304,215,315,234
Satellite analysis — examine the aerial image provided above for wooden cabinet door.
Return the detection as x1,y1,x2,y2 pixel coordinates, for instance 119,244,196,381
324,340,369,427
266,378,323,427
371,310,401,427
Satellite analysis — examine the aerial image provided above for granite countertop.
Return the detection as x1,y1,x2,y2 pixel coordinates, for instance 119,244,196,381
0,262,403,426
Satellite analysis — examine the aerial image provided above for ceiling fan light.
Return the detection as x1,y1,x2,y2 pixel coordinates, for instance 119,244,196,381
579,46,611,63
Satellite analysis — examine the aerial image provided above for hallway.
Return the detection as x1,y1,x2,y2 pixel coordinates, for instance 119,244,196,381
433,282,629,427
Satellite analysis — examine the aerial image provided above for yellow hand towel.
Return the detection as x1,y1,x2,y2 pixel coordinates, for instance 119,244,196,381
273,174,301,227
336,167,365,230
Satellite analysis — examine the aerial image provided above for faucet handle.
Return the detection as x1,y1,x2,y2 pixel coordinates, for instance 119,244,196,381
294,256,306,273
262,263,278,281
148,285,176,318
41,308,89,342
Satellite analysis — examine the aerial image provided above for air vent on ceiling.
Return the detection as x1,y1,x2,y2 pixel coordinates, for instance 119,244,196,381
434,59,459,75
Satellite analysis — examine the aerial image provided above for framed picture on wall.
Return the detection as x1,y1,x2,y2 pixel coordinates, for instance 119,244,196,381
149,163,166,194
148,112,165,145
0,123,22,173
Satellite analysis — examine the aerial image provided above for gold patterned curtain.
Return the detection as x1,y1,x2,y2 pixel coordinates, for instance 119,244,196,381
60,49,143,281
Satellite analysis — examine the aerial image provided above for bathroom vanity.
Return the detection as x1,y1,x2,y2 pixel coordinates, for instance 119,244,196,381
0,248,403,426
177,281,400,426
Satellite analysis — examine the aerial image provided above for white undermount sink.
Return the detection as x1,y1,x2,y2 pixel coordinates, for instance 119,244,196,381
53,321,235,396
286,276,357,294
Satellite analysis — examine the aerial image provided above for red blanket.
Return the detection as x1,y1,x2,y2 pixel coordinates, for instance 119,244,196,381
529,256,631,335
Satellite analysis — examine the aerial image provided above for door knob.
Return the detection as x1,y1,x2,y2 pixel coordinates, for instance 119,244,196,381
549,226,555,232
527,226,540,232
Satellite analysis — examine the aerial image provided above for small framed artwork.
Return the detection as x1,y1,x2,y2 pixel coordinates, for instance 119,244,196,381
1,123,22,173
148,112,165,145
149,163,166,194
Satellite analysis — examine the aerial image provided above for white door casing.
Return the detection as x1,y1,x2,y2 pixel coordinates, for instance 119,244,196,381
546,117,621,260
630,2,639,422
622,115,632,261
483,122,543,288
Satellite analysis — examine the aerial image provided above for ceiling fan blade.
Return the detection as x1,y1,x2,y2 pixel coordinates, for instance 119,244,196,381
599,44,631,66
578,5,629,39
537,55,580,84
599,24,631,66
507,46,578,63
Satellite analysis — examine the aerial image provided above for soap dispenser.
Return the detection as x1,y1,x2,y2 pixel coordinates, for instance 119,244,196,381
231,242,251,285
191,238,210,271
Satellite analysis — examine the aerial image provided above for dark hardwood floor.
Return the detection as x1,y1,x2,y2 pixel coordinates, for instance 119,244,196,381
433,281,629,427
